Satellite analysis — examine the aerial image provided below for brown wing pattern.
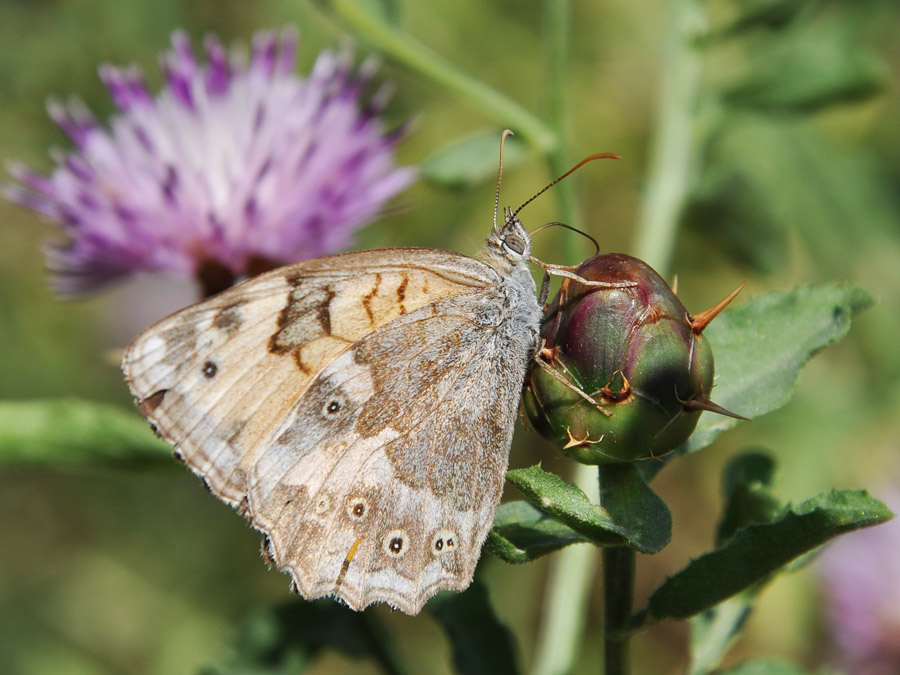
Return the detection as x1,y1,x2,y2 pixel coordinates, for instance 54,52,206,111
247,291,532,613
122,247,526,613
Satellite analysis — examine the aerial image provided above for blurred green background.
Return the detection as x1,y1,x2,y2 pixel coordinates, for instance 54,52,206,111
1,0,899,673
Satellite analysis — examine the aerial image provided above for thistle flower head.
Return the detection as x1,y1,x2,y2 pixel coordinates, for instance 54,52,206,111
819,487,900,674
5,28,416,295
523,253,742,464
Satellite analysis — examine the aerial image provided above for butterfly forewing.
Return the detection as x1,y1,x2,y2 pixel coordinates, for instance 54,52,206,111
122,246,532,613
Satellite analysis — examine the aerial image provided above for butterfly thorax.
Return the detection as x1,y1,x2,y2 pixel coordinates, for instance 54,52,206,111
479,215,542,354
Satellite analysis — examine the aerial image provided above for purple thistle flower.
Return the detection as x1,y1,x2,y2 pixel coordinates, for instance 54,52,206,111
5,28,416,296
818,487,900,674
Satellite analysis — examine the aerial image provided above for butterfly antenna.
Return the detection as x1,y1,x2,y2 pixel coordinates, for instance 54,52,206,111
512,152,620,219
494,129,515,232
530,221,601,255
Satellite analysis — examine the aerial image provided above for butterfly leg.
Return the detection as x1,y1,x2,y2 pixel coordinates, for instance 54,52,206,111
531,345,612,418
541,264,637,289
539,270,551,306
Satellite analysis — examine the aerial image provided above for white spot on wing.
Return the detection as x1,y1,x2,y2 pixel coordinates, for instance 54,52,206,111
138,335,165,361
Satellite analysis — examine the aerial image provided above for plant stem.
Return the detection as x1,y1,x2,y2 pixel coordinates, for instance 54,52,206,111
534,1,706,668
530,4,600,674
531,497,599,675
597,463,636,675
634,0,707,275
592,4,708,673
326,0,557,153
602,546,636,675
542,0,583,263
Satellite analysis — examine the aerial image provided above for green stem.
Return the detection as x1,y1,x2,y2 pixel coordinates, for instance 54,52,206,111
535,0,706,672
529,5,597,673
598,463,636,675
602,546,635,675
531,463,599,675
544,0,569,169
542,0,582,262
589,5,707,673
326,0,557,153
634,0,707,274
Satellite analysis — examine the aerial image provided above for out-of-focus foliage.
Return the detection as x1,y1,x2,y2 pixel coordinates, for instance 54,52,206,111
420,129,529,188
0,400,169,467
205,599,409,675
2,1,899,674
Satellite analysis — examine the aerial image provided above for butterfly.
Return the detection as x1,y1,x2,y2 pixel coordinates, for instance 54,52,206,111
121,205,548,615
122,133,620,615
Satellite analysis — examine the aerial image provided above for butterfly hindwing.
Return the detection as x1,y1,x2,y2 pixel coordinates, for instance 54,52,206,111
248,291,530,612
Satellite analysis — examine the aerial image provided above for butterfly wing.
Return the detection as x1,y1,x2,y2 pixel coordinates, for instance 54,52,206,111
249,289,534,613
123,248,532,614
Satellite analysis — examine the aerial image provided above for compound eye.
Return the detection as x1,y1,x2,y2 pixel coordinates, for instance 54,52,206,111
503,233,526,255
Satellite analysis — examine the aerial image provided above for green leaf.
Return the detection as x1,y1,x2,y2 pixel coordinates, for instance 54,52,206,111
687,451,781,674
205,599,406,675
505,466,625,547
682,284,873,455
722,53,887,113
716,451,783,545
0,398,170,467
430,580,520,675
420,129,528,188
506,464,671,553
692,122,900,283
598,463,672,553
645,489,892,622
689,452,844,673
487,500,588,563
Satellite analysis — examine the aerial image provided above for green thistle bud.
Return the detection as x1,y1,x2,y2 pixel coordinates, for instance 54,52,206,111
523,253,743,464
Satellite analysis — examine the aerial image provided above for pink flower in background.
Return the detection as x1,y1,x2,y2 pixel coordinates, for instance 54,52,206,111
818,488,900,675
5,28,416,296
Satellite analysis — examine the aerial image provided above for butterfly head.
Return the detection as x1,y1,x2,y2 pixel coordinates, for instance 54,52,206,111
484,208,532,273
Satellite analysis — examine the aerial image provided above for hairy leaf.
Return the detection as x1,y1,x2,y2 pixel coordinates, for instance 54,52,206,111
716,451,783,545
506,464,671,553
688,597,755,675
488,500,588,563
682,284,872,454
645,489,892,621
688,451,782,674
